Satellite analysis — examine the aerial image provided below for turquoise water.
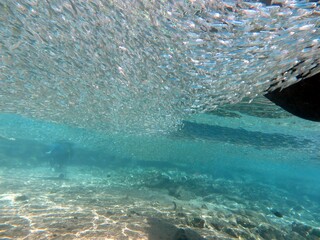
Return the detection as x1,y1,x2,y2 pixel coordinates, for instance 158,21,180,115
1,111,320,239
1,0,320,239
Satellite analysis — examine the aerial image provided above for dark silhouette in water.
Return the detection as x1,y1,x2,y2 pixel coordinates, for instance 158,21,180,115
272,210,283,218
47,141,73,171
265,71,320,122
259,0,320,122
176,121,312,149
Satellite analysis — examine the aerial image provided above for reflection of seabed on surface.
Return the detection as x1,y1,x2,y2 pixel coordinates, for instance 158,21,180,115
0,166,320,240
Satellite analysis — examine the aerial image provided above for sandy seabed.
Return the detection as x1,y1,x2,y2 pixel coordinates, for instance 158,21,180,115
0,166,319,240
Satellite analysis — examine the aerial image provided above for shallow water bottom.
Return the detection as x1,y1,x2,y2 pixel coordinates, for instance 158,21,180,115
0,166,319,240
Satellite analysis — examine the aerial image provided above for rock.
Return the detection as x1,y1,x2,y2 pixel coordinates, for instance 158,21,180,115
201,204,208,209
146,217,206,240
128,210,141,216
176,212,188,218
310,228,320,238
223,227,238,238
292,222,312,237
210,218,227,231
202,194,216,202
169,187,196,200
256,223,285,240
97,223,112,230
236,216,256,229
145,173,173,188
285,232,308,240
223,227,254,239
173,228,206,240
14,195,28,202
58,173,65,179
190,217,205,228
0,224,12,230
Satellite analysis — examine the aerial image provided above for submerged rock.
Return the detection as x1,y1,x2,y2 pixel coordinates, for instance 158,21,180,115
236,216,256,229
146,217,206,240
174,228,206,240
210,218,228,231
169,186,196,200
223,227,254,239
291,222,312,237
223,227,239,238
256,223,285,240
0,224,13,230
190,217,205,228
176,212,188,218
285,232,306,240
58,173,65,179
145,172,173,188
291,222,320,239
14,195,28,202
310,228,320,238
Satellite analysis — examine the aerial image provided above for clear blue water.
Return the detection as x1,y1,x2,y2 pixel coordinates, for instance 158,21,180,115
0,112,320,239
1,0,320,239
